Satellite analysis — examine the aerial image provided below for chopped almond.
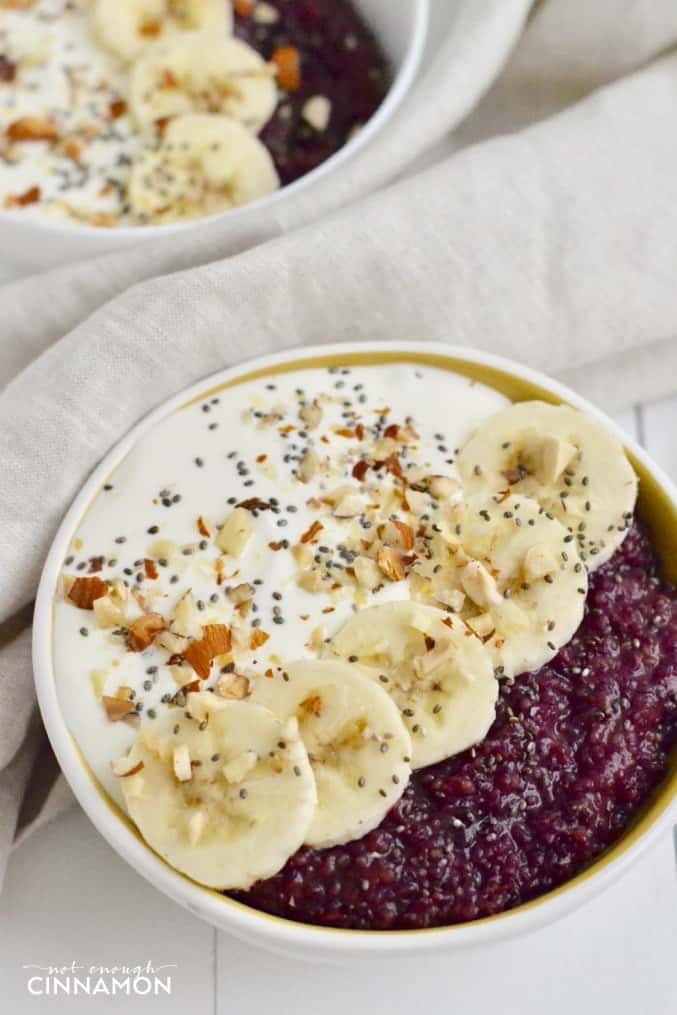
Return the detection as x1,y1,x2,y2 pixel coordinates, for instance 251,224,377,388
216,673,250,699
102,696,136,722
383,423,400,439
108,97,127,119
380,519,414,551
298,448,319,483
234,0,255,14
139,17,161,37
227,582,253,605
236,497,271,511
299,400,322,430
377,547,405,582
143,558,158,579
352,460,369,482
300,520,323,544
216,506,252,556
173,744,192,782
67,576,108,610
197,515,211,538
250,628,270,650
271,45,301,91
7,115,58,142
126,612,166,652
183,624,232,680
4,184,40,208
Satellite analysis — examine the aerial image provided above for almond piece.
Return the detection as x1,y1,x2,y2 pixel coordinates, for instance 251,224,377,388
7,115,57,142
380,519,414,550
227,582,254,605
216,507,252,557
298,448,319,483
298,399,322,430
353,555,382,591
102,696,136,722
126,613,166,652
300,520,323,544
249,628,270,650
3,184,40,208
183,624,232,680
460,561,502,609
377,547,405,582
67,576,108,610
173,744,192,782
216,673,250,700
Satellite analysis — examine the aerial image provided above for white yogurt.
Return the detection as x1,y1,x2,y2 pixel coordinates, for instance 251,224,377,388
0,0,140,225
52,362,509,803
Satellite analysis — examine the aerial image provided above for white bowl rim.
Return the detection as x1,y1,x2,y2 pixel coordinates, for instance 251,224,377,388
1,0,430,240
33,340,677,958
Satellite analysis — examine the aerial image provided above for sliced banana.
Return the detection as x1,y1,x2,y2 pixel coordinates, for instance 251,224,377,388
251,659,411,848
457,401,638,569
411,494,588,679
128,113,279,223
90,0,232,64
117,692,316,890
326,602,498,770
129,35,277,132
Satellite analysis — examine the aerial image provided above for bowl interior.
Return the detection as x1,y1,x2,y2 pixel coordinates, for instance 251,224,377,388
0,0,429,269
34,343,677,956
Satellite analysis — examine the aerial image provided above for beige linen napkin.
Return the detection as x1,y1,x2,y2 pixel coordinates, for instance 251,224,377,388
2,0,677,886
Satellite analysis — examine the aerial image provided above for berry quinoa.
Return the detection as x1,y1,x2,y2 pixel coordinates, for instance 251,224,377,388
235,523,677,930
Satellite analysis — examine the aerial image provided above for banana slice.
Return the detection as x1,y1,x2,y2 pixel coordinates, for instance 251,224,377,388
412,494,588,679
128,113,279,223
326,603,498,770
251,660,411,848
90,0,232,64
129,35,277,132
117,692,316,890
457,401,638,570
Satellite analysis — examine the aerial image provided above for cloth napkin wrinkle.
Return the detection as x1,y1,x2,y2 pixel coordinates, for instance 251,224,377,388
2,0,677,884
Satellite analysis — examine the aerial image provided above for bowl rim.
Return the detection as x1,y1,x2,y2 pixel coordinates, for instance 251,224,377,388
33,340,677,958
0,0,430,240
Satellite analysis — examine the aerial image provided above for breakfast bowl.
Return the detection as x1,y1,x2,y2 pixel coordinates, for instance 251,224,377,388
0,0,429,270
33,341,677,962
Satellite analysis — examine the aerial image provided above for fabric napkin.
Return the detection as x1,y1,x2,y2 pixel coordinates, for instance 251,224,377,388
2,0,677,888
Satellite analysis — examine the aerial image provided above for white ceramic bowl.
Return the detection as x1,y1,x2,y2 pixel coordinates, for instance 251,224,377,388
33,342,677,963
1,0,429,271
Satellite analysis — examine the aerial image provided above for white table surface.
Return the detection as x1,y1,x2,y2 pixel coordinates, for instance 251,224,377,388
0,258,675,1013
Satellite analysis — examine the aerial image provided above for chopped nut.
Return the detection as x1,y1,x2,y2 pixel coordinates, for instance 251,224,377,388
233,0,254,14
222,749,257,782
466,613,496,640
300,520,323,544
377,547,405,582
143,558,158,579
271,45,300,91
156,630,190,655
173,590,202,639
428,475,461,500
380,519,414,550
298,568,323,593
102,696,136,722
434,588,466,612
173,744,192,782
333,493,365,518
460,561,502,608
250,628,270,650
7,115,57,142
66,576,108,610
227,582,254,605
299,399,323,429
353,555,382,591
108,97,127,119
216,507,252,557
216,673,250,700
298,448,319,483
183,624,232,680
292,543,313,568
538,437,578,483
3,184,40,208
197,515,211,538
93,579,132,628
127,613,166,652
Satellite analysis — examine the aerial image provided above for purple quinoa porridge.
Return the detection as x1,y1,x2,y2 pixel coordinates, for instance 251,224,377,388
234,522,677,930
234,0,390,185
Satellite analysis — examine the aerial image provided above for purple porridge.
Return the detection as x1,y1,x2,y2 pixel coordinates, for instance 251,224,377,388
234,0,390,186
235,523,677,930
